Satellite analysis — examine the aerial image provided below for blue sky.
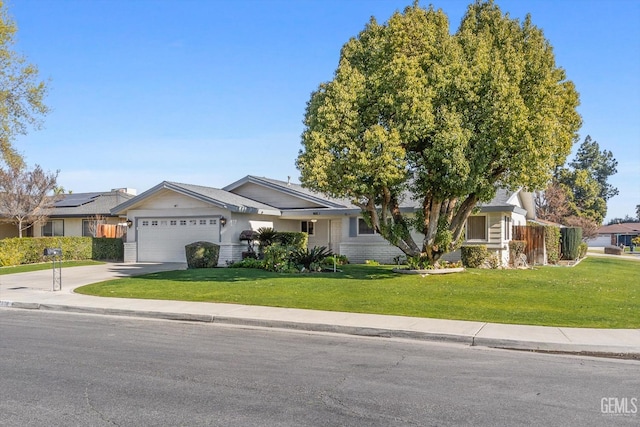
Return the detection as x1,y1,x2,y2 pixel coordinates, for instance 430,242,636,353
8,0,640,222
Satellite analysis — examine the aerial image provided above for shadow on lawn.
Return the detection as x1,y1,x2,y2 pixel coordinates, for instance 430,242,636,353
133,265,399,283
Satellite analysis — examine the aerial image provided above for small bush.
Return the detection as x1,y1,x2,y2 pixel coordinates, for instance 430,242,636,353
407,255,432,270
578,242,588,259
487,254,501,269
323,254,349,266
461,245,488,268
262,244,290,272
364,259,380,266
185,241,220,269
227,258,264,269
290,246,333,271
256,227,278,249
509,240,527,266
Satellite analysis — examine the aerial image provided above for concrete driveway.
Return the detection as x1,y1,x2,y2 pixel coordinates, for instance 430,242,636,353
0,262,187,293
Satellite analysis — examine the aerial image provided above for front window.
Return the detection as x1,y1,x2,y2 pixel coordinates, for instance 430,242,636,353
358,218,375,235
42,220,64,237
466,216,487,240
301,221,315,236
82,219,96,237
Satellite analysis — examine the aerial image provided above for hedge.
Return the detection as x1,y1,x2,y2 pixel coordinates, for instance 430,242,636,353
92,238,124,261
0,237,123,266
544,226,561,264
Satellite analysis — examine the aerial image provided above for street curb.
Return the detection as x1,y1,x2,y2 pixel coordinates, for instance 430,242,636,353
472,336,640,356
3,300,639,357
1,300,475,345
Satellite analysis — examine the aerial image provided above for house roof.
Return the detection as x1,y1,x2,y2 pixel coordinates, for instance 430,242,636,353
110,176,536,220
596,222,640,235
111,181,282,216
49,191,135,218
475,188,534,218
224,175,359,209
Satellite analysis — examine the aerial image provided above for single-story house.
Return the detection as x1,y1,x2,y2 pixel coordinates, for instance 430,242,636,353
0,189,136,239
111,175,536,266
588,222,640,247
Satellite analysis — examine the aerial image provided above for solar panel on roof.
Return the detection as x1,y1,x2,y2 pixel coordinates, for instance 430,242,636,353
54,193,102,207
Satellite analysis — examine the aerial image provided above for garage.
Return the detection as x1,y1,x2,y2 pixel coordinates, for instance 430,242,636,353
137,217,220,262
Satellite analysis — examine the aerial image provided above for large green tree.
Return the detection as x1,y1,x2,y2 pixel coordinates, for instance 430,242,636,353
0,0,49,168
296,1,581,263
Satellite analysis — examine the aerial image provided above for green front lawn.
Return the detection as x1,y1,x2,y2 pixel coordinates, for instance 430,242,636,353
76,257,639,328
0,260,104,275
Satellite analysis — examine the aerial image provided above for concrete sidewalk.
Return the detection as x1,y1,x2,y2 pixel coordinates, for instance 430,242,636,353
1,262,639,357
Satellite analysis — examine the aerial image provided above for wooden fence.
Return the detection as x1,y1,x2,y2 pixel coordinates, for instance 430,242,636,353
96,224,126,239
512,225,546,265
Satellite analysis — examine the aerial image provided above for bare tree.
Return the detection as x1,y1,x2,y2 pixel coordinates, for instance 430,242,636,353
0,164,59,237
563,216,599,241
535,182,570,223
87,214,106,237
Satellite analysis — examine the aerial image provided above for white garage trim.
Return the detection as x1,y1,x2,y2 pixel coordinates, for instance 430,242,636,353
136,216,222,262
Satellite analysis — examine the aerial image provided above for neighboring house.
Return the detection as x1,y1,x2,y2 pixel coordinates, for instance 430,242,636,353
111,175,536,266
588,222,640,247
31,189,136,238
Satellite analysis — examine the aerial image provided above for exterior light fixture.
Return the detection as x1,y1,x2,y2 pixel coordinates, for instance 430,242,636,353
220,216,227,227
126,219,133,228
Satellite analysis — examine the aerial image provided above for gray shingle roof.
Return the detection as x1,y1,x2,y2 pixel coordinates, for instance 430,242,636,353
111,181,282,215
167,182,282,214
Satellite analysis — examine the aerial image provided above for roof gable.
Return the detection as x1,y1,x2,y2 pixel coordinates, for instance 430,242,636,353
111,181,281,215
224,176,357,210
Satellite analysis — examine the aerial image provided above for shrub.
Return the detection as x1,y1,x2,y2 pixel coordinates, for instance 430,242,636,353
561,227,583,260
262,244,290,272
509,240,527,266
92,238,124,261
275,231,307,250
487,254,501,269
290,246,333,271
185,241,220,269
461,245,488,268
407,254,432,270
578,242,588,259
364,259,380,266
323,254,349,266
544,226,561,264
256,227,278,249
227,258,264,269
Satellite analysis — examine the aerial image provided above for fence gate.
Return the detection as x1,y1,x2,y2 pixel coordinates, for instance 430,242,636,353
512,225,546,265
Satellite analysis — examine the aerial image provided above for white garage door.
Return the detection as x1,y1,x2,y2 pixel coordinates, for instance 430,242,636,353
137,217,220,262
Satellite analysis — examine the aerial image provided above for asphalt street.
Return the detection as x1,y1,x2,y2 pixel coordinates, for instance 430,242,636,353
1,310,638,426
